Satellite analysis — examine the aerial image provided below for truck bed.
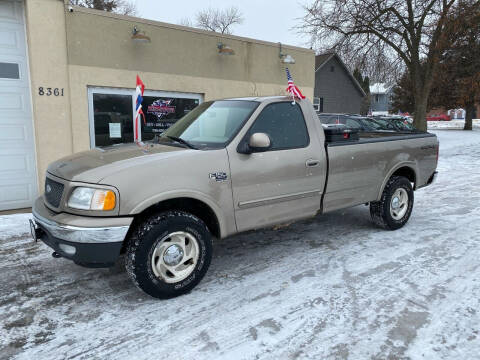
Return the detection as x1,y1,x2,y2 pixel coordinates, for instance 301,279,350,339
322,129,438,213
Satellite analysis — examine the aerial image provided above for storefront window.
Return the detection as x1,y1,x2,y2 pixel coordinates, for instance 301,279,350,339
93,93,133,147
89,88,202,148
141,96,200,141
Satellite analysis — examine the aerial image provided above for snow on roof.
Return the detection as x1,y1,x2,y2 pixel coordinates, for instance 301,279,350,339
370,83,392,94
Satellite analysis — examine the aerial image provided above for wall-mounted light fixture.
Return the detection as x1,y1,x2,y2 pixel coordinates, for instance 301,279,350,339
217,42,235,55
279,42,296,64
131,26,151,43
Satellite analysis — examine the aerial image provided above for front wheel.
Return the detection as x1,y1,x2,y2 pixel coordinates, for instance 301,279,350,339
370,176,414,230
125,211,213,299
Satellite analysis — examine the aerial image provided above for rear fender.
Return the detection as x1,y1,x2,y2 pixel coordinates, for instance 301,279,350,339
376,162,418,201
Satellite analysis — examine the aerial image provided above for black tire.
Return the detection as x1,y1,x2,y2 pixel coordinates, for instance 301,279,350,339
125,211,213,299
370,176,414,230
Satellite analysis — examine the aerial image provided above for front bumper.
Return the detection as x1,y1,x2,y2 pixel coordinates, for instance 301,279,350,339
31,197,133,268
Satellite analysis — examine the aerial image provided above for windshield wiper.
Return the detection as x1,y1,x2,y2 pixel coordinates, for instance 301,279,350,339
166,136,198,150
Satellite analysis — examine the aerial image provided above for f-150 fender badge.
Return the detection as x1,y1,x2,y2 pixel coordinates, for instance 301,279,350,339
209,172,228,182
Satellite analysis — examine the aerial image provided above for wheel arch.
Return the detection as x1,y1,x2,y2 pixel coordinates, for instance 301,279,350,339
129,191,225,239
377,164,418,201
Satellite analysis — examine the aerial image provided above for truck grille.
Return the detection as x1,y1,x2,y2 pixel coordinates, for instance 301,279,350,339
45,177,64,208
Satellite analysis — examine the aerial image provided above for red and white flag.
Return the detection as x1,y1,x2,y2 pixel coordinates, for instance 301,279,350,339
134,75,146,143
285,67,305,101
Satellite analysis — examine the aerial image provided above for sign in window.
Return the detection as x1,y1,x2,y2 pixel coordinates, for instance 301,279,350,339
141,96,200,141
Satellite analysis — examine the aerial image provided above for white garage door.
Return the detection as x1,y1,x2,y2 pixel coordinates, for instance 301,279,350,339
0,0,37,210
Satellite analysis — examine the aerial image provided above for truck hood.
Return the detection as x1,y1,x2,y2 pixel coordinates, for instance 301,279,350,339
47,143,188,183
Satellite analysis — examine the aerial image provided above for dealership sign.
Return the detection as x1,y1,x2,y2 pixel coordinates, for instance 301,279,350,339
147,99,176,120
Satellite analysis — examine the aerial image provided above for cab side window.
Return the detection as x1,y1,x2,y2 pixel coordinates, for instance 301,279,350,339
248,102,309,150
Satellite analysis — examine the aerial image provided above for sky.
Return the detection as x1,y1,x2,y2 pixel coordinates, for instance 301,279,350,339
135,0,310,48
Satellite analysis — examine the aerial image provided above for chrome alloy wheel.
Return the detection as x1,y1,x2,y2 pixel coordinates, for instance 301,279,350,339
151,231,199,283
390,188,409,220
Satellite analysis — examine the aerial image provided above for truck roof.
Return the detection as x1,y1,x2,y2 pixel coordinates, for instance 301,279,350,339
224,96,297,102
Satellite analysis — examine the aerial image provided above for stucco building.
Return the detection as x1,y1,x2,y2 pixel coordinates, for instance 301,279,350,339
0,0,314,211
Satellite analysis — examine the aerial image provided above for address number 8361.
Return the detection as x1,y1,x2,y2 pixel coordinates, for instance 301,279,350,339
38,87,64,96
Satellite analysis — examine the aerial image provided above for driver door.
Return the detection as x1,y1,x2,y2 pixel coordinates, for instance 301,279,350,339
227,101,325,232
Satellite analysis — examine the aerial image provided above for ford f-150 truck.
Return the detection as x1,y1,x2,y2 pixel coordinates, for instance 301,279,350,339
30,97,438,299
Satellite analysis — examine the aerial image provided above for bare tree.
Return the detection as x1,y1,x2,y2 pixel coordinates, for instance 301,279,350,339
348,47,404,85
69,0,137,16
194,6,244,34
178,17,193,28
300,0,459,131
429,0,480,130
116,0,137,16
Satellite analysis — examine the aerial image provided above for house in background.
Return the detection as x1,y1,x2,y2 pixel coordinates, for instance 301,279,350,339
314,53,366,114
428,105,479,119
369,83,393,115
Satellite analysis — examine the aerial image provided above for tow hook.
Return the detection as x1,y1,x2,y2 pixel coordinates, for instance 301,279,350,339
52,251,62,259
29,219,44,242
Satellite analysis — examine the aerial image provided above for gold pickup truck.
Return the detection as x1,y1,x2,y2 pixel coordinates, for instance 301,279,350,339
30,97,438,299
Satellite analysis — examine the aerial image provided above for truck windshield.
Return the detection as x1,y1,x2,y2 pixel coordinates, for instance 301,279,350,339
159,100,259,149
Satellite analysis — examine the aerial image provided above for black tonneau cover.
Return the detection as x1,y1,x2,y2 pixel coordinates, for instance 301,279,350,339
326,130,436,147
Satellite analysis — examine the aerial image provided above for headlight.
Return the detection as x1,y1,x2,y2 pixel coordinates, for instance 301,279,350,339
67,187,116,211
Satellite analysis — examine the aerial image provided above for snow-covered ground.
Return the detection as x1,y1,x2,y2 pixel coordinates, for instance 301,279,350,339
428,118,480,130
1,130,480,360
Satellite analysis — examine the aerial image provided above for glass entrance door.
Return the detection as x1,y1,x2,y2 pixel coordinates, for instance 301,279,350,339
92,93,134,147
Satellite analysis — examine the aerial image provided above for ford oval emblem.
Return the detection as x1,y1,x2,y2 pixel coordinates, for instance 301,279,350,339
46,184,52,193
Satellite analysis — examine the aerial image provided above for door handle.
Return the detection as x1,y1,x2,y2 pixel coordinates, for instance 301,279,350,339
306,159,320,167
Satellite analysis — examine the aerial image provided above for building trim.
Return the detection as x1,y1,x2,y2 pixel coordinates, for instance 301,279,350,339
22,0,39,203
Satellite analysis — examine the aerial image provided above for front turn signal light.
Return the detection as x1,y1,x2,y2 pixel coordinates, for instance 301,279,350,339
91,190,116,211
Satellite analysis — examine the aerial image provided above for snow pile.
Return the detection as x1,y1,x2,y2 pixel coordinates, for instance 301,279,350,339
0,213,32,241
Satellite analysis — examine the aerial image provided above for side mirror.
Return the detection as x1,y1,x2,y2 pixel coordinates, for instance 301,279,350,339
237,132,271,154
249,133,271,152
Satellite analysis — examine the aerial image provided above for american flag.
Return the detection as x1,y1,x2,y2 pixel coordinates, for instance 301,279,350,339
135,75,146,142
285,67,305,100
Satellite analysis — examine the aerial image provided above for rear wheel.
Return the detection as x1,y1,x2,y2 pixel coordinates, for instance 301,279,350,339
125,211,213,299
370,176,414,230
